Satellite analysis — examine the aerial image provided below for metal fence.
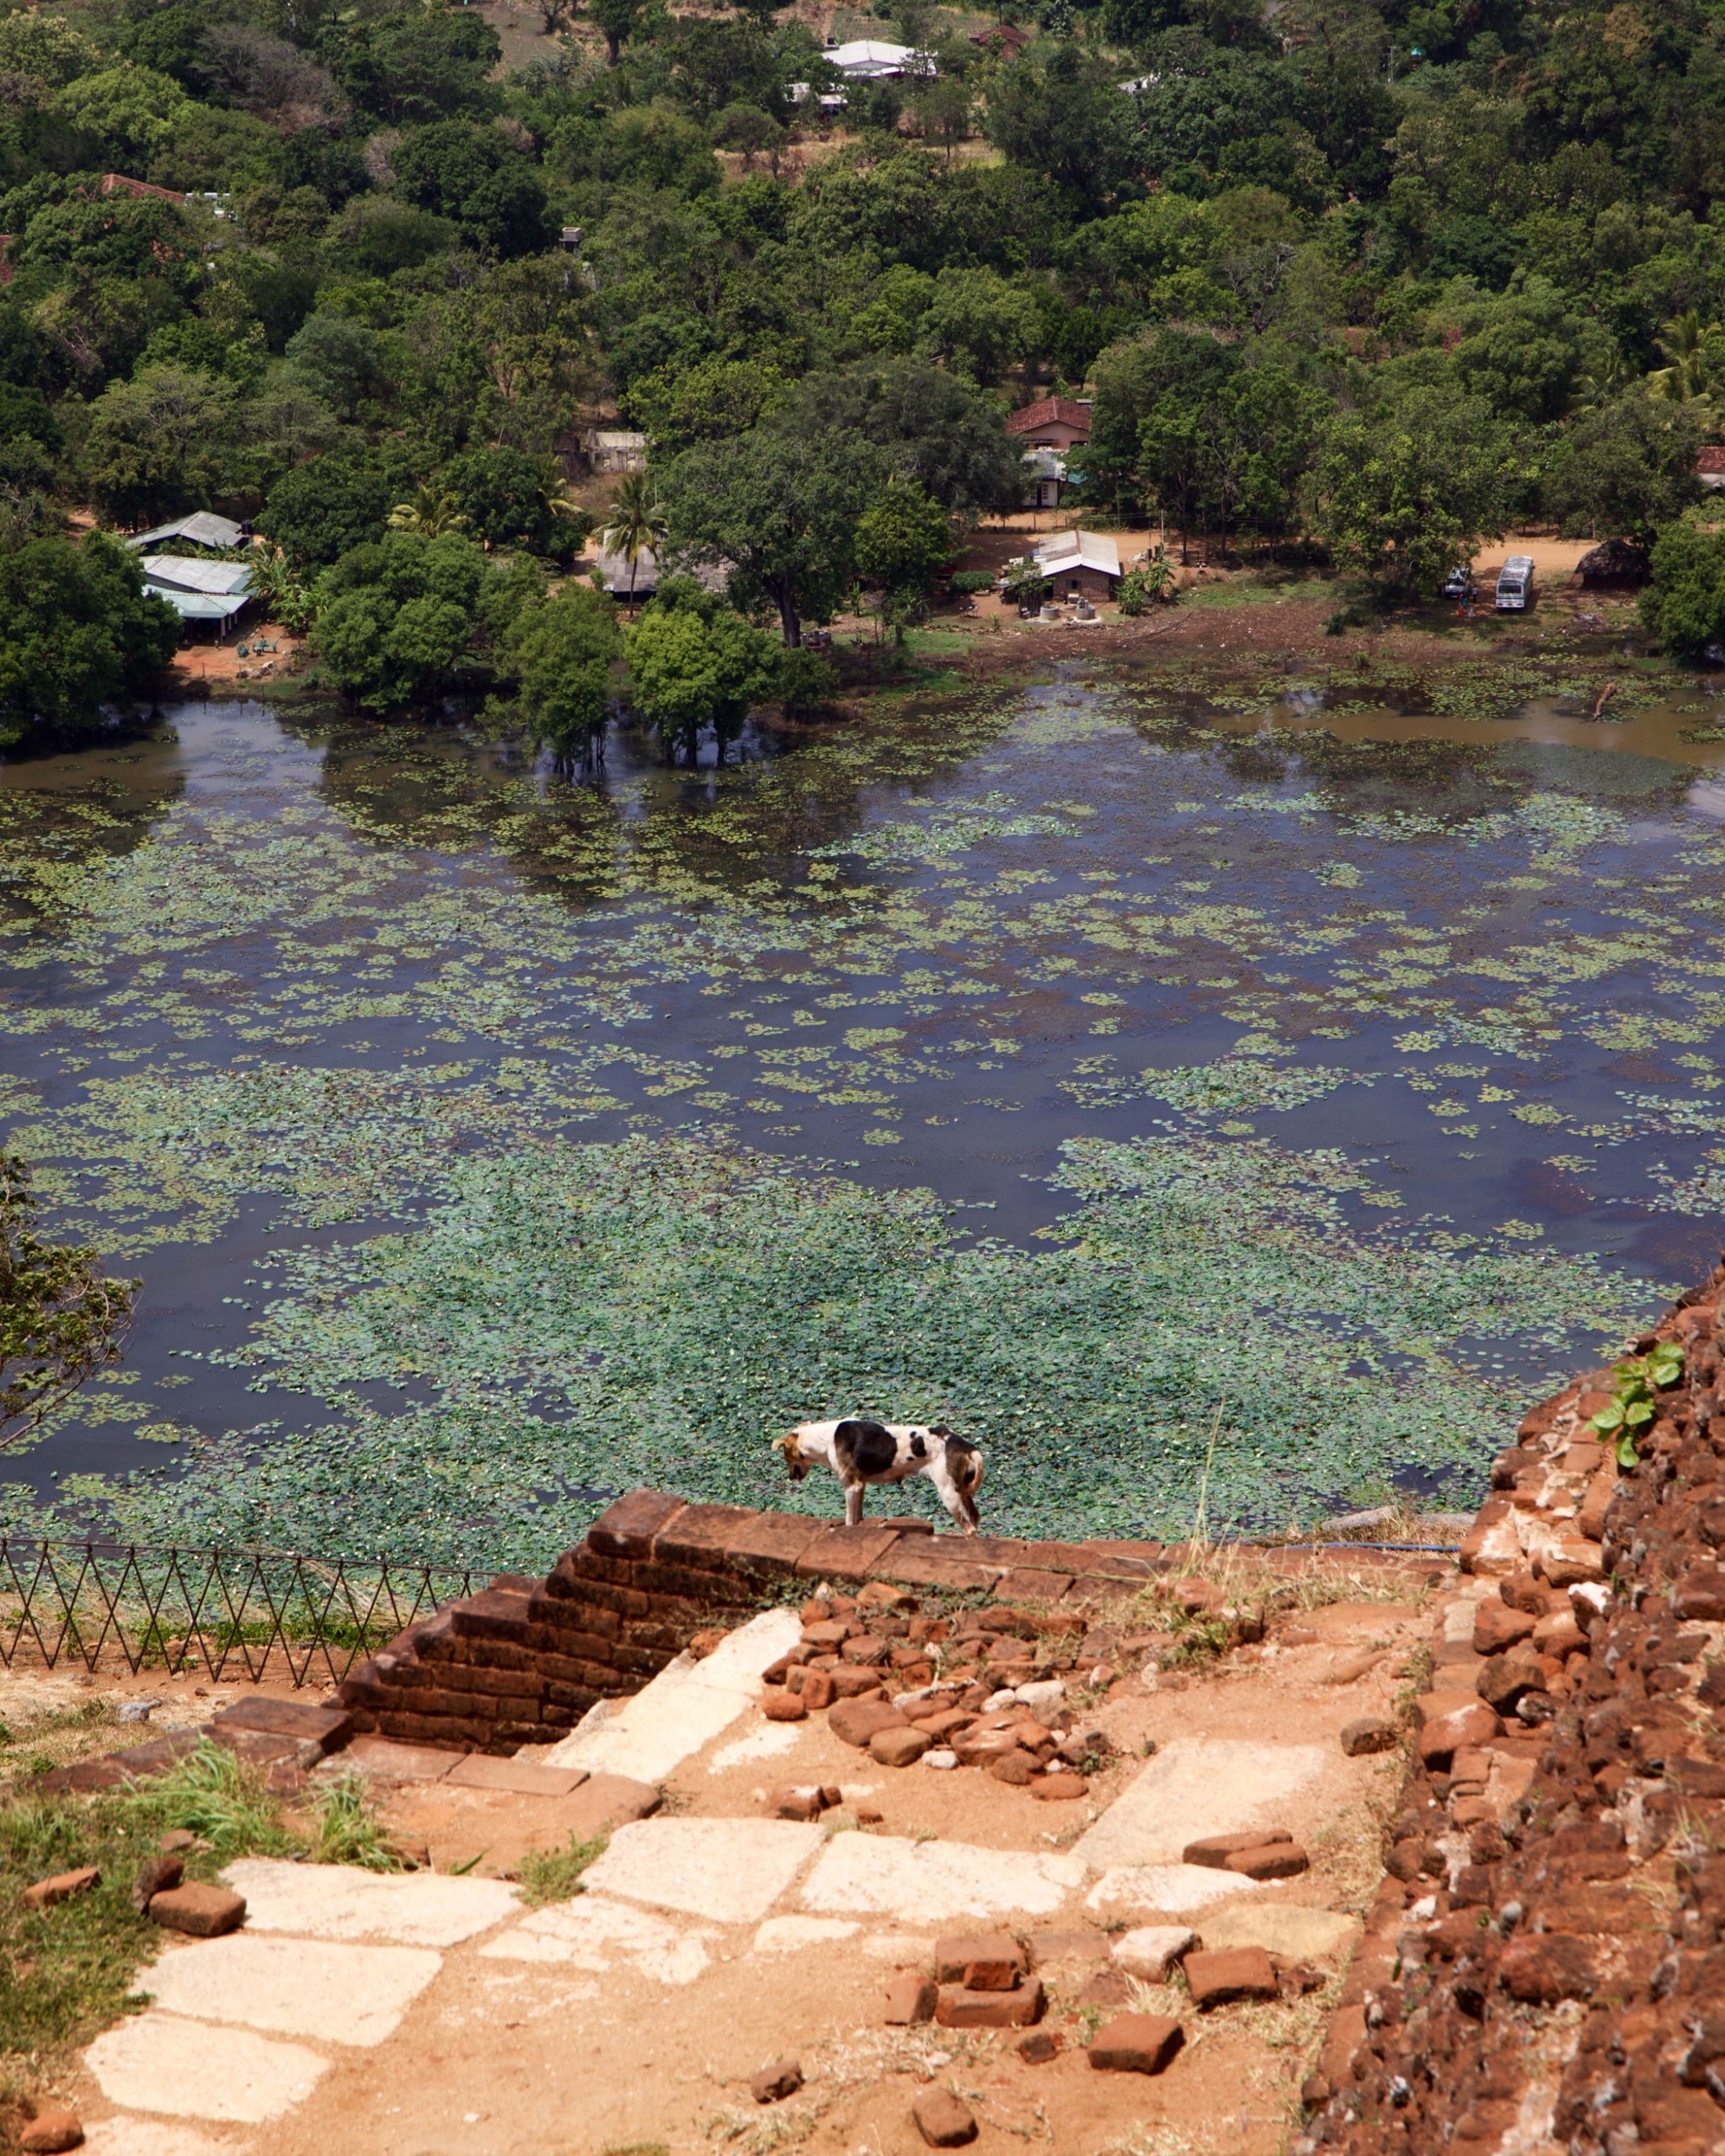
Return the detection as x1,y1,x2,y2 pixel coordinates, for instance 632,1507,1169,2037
0,1539,479,1690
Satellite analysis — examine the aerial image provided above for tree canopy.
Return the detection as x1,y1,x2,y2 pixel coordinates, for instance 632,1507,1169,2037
0,0,1720,705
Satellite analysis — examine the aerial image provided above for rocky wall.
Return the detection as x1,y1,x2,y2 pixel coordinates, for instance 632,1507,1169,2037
1302,1257,1725,2156
337,1489,1170,1755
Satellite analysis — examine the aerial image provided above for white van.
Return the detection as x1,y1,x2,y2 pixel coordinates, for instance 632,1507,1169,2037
1495,556,1535,611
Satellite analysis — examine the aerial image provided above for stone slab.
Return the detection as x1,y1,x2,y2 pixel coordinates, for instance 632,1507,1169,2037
545,1771,660,1839
544,1606,802,1783
221,1859,518,1947
752,1915,861,1953
581,1817,825,1924
1085,1866,1263,1919
444,1755,589,1796
143,1932,441,2047
82,2120,238,2156
1197,1903,1362,1963
341,1736,462,1782
801,1834,1087,1924
478,1894,715,1984
1072,1739,1327,1870
86,2014,328,2123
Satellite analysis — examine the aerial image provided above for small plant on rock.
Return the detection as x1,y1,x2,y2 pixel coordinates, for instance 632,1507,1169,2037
1589,1341,1684,1467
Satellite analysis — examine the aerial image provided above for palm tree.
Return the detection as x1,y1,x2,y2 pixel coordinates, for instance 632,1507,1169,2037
387,486,468,537
1650,311,1722,407
597,472,668,604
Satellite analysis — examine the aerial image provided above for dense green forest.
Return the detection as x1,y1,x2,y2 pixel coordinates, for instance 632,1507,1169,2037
3,0,1725,747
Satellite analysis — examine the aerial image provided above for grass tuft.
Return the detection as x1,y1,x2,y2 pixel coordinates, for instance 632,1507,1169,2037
515,1830,607,1906
306,1771,406,1871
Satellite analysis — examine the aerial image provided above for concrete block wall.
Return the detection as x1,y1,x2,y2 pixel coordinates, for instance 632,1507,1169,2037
337,1490,1170,1756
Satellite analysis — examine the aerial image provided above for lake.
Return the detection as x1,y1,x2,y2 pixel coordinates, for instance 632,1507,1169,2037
3,654,1723,1565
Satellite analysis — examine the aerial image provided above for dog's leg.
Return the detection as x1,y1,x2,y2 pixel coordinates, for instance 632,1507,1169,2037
845,1481,866,1529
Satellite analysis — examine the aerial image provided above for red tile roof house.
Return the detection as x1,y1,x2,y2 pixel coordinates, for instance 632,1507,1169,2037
1006,396,1092,451
969,21,1031,55
1007,398,1092,509
1699,446,1725,491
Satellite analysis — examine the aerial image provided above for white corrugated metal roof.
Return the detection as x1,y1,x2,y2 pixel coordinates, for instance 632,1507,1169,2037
148,589,242,621
126,512,247,552
1034,530,1121,578
142,554,254,598
827,38,924,72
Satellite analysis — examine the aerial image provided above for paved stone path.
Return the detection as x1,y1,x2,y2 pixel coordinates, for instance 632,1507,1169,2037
76,1627,1379,2151
546,1607,802,1783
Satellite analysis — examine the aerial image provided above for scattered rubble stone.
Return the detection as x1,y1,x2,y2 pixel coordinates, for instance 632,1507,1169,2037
131,1855,183,1912
1183,1831,1291,1870
1226,1840,1310,1880
1087,2013,1185,2075
936,1935,1028,1985
157,1830,196,1854
770,1785,836,1822
1184,1947,1279,2008
1339,1715,1397,1757
1079,1968,1134,2007
147,1883,246,1938
1017,2029,1060,2063
1112,1926,1196,1982
1029,1771,1089,1801
884,1974,937,2025
19,2109,83,2153
750,2057,804,2104
22,1868,99,1911
829,1699,905,1749
936,1977,1045,2027
911,2087,978,2148
870,1726,931,1768
761,1689,808,1722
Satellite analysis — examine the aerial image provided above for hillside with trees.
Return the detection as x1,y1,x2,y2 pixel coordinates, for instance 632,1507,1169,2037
2,0,1724,737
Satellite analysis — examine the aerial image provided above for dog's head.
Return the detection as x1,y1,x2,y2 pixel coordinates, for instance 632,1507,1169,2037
772,1428,811,1481
941,1433,984,1526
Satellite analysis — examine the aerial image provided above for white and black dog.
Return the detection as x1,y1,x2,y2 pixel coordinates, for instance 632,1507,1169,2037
774,1418,985,1534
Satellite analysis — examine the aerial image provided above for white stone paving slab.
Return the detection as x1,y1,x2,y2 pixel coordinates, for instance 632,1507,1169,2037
801,1834,1087,1923
1199,1902,1362,1961
710,1722,803,1772
221,1859,519,1946
546,1607,802,1784
581,1816,825,1924
752,1915,859,1953
1085,1865,1264,1919
83,2119,243,2156
144,1932,442,2047
479,1894,715,1985
87,2015,328,2123
1071,1738,1328,1870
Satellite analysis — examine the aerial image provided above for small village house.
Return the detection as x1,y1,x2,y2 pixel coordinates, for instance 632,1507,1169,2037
1007,398,1092,509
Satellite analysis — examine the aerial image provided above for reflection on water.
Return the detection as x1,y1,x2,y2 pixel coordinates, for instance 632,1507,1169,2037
3,659,1724,1558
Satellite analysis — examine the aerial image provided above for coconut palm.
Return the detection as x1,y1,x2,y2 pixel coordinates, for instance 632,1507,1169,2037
387,486,468,537
597,472,669,604
1649,311,1722,413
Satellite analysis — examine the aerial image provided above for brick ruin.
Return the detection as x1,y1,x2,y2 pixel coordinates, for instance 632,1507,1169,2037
334,1495,1175,1753
1302,1256,1725,2156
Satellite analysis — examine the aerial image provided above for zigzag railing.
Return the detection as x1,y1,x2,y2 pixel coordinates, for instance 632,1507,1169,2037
0,1540,477,1689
